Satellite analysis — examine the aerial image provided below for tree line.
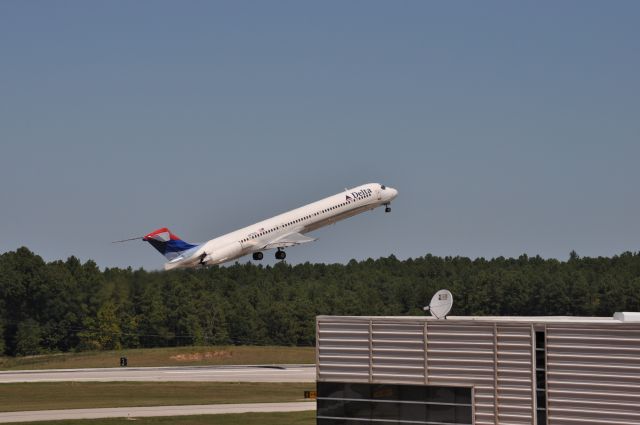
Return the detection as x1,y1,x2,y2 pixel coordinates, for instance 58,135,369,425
1,247,639,356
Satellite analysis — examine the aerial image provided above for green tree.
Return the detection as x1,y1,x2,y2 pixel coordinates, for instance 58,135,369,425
96,301,122,350
15,319,42,356
0,315,6,355
2,248,640,355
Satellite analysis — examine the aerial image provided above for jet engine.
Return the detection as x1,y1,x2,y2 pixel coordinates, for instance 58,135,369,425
201,242,243,265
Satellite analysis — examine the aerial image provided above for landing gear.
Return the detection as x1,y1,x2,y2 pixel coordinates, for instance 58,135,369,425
384,203,391,213
275,249,286,260
252,252,264,261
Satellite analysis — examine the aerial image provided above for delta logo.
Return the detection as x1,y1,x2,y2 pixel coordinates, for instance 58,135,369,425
346,188,372,201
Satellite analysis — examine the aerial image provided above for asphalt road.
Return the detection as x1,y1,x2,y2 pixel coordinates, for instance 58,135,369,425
0,402,316,423
0,364,315,383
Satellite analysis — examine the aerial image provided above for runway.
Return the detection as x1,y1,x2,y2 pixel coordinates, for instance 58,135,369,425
0,402,316,423
0,364,315,383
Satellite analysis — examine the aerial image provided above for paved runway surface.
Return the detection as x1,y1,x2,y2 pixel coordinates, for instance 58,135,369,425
0,364,315,383
0,402,316,423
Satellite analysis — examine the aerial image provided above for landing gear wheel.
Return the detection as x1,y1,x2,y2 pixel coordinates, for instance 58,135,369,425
275,250,286,260
385,204,391,213
252,252,264,261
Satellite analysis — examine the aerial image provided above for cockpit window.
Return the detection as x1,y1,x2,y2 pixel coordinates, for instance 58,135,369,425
380,184,386,190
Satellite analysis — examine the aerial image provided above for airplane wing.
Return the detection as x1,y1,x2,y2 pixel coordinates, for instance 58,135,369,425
261,232,317,250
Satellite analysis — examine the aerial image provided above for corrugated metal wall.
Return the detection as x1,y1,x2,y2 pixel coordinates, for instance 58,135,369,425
317,317,640,425
426,322,497,424
546,324,640,425
495,324,534,424
317,319,371,382
318,317,535,424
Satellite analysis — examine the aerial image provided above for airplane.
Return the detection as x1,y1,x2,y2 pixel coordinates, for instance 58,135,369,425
117,183,398,270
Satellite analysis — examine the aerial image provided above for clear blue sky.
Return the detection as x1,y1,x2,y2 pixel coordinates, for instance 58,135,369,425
1,1,639,270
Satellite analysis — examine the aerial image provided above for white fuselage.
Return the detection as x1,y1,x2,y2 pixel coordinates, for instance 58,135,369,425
164,183,398,270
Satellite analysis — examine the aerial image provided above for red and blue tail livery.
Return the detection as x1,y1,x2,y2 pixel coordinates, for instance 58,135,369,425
143,228,198,260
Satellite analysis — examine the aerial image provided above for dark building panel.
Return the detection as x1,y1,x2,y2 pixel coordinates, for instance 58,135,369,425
317,382,472,425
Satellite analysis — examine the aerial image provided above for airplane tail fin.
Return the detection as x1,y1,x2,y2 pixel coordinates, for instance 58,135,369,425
143,228,197,260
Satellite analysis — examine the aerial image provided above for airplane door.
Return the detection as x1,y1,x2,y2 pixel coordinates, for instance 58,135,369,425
376,188,382,200
240,233,257,250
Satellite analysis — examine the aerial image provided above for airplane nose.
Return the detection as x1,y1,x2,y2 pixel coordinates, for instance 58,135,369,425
388,187,398,199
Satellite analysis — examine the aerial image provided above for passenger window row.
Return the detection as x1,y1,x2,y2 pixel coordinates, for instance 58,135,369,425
241,195,368,243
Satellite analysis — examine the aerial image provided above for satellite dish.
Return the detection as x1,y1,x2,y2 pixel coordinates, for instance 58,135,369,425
423,289,453,319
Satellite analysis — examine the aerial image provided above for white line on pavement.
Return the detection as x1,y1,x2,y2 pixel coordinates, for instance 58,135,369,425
0,402,317,423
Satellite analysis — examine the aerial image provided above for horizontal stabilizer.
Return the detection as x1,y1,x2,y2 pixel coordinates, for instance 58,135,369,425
262,232,317,250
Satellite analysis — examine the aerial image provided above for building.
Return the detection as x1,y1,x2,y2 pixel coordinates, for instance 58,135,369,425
315,314,640,425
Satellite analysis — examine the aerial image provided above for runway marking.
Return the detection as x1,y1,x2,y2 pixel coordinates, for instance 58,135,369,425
164,369,305,374
0,377,145,382
0,402,316,423
0,365,315,383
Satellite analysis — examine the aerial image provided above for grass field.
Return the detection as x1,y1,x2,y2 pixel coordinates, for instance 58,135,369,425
0,346,314,370
0,382,315,412
2,411,315,425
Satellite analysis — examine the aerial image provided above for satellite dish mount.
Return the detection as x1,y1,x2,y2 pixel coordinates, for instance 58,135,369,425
424,289,453,319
